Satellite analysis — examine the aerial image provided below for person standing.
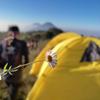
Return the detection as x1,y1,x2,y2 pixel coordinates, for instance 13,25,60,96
0,26,29,100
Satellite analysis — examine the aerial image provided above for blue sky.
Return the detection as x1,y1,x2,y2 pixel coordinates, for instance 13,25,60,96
0,0,100,33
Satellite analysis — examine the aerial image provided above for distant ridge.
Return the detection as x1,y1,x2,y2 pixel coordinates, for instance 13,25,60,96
25,22,56,32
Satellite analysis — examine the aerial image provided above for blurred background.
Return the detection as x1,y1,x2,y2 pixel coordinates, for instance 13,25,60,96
0,0,100,99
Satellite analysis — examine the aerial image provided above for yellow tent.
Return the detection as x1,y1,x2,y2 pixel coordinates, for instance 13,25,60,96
27,33,100,100
30,32,81,76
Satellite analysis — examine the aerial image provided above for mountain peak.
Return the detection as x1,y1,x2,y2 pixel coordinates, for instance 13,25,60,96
23,22,57,32
43,22,55,26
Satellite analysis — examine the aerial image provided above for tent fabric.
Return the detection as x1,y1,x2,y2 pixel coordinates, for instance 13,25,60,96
27,33,100,100
30,32,81,76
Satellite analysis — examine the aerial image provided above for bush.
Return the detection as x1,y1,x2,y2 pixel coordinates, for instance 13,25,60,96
46,28,63,39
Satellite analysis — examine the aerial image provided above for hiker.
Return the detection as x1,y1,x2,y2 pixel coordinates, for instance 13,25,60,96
0,26,29,100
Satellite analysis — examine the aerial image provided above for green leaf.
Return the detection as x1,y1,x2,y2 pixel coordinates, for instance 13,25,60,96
9,65,12,71
11,69,18,72
8,71,12,75
3,63,8,72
